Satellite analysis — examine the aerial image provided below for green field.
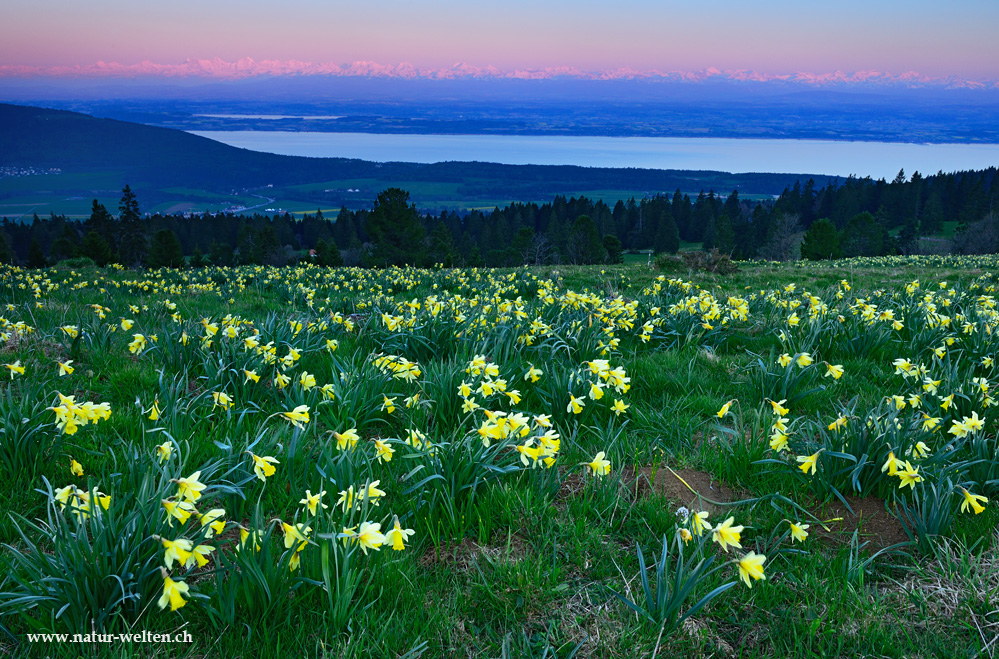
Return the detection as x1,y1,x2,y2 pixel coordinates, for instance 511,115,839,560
0,172,751,220
1,256,998,658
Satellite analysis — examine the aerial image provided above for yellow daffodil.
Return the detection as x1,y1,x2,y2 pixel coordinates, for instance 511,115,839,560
711,517,744,552
156,440,173,463
585,451,610,476
281,521,311,552
212,391,232,411
374,439,394,463
385,515,416,551
173,471,206,503
738,552,767,588
960,488,988,514
768,399,790,416
897,461,922,490
691,511,711,536
825,363,844,379
788,521,809,543
198,508,226,537
796,451,820,475
881,451,901,476
334,428,359,451
162,499,196,526
354,521,386,554
248,452,280,482
281,404,310,430
300,490,328,516
158,573,190,611
161,537,194,570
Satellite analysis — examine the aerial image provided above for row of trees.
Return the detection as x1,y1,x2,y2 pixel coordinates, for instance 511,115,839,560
2,166,998,268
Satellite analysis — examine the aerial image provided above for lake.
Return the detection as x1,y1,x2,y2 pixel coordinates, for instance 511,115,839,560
189,131,999,179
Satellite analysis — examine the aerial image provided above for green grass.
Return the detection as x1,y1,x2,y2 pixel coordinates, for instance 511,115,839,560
0,257,997,658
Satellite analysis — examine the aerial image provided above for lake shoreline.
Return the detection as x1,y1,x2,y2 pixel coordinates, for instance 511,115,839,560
189,130,999,179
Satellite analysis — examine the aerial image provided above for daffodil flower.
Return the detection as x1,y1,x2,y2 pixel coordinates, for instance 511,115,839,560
385,516,416,551
147,398,161,421
248,452,280,482
711,517,744,552
824,363,844,379
300,490,328,516
281,404,310,430
788,521,809,543
334,428,359,451
198,508,226,536
585,451,610,476
796,451,821,475
738,552,767,588
156,440,173,464
960,488,988,514
162,499,197,526
691,511,712,536
354,521,386,554
158,572,190,611
897,461,922,490
173,471,206,503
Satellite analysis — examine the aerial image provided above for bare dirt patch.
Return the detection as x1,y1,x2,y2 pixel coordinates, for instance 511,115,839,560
631,466,741,513
815,496,909,550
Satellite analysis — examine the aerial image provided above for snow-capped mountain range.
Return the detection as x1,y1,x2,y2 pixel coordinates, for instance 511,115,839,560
1,58,995,89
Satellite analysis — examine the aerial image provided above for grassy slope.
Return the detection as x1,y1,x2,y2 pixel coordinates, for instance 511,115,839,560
0,259,996,659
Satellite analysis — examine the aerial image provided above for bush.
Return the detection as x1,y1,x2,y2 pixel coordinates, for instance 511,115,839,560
654,249,738,275
54,257,97,269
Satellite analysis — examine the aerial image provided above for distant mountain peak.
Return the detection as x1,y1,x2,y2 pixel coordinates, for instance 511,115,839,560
1,58,996,89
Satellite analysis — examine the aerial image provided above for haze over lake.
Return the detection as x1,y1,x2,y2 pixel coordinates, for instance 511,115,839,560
190,130,999,179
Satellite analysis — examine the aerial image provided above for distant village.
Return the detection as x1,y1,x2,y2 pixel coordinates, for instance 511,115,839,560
0,166,62,179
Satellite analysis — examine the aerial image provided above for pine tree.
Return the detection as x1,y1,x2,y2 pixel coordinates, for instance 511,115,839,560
800,219,842,260
189,246,207,268
146,229,185,268
428,222,455,267
209,241,235,267
86,199,116,257
566,215,606,264
81,231,114,266
116,185,146,266
49,224,79,262
364,188,427,267
713,214,736,255
653,213,680,254
602,234,623,264
27,238,46,268
0,232,13,265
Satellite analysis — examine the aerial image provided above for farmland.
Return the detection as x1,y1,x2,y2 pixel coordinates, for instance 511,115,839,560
1,255,998,658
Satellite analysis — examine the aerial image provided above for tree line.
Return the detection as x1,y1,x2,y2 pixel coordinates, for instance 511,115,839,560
2,166,998,268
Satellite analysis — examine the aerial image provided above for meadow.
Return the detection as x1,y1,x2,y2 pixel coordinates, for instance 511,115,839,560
1,255,998,658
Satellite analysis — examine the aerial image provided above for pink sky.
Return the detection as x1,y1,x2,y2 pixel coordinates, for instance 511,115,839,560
2,1,997,82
